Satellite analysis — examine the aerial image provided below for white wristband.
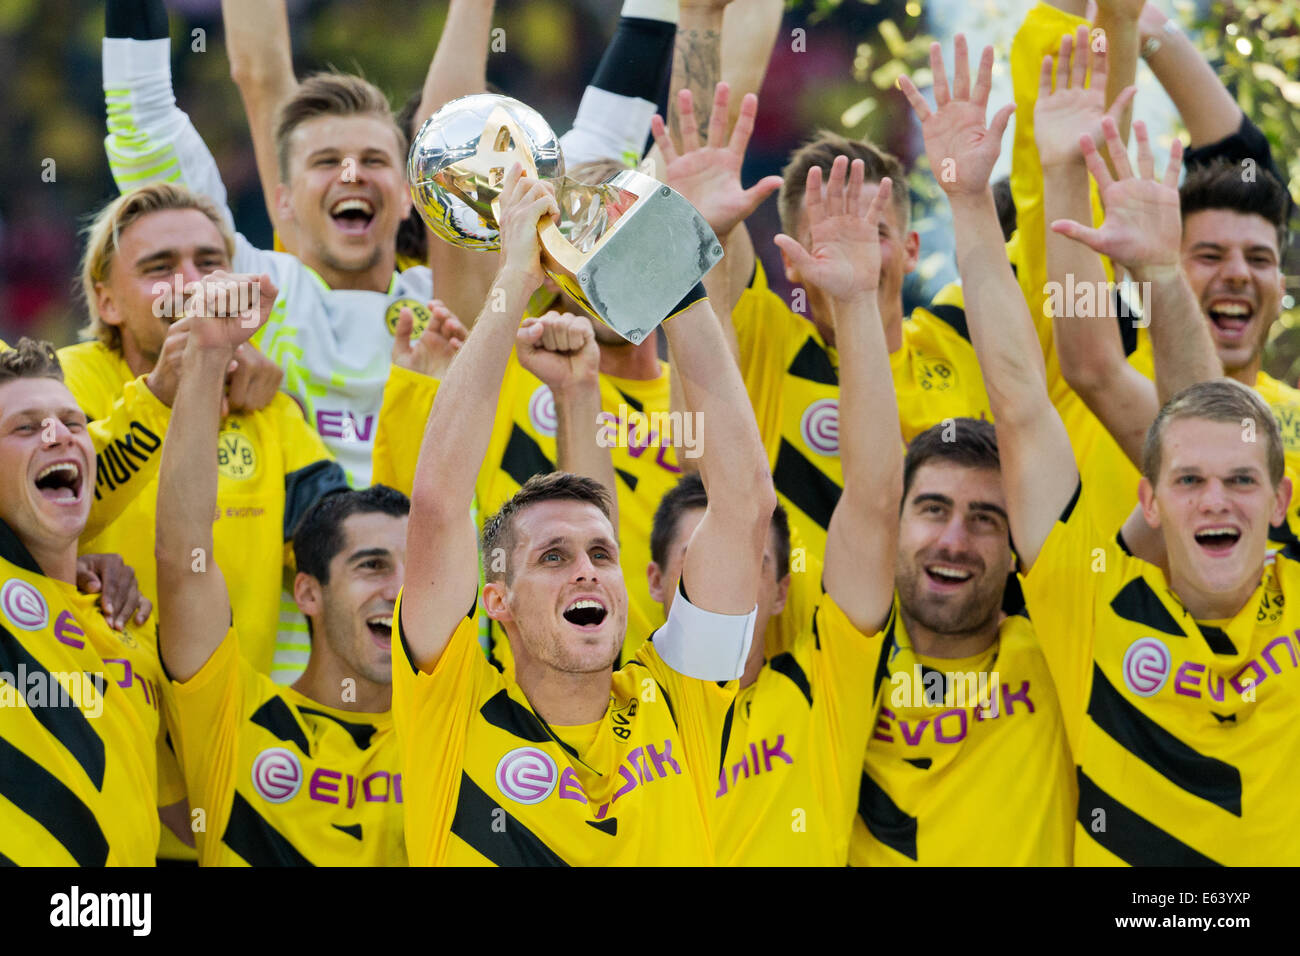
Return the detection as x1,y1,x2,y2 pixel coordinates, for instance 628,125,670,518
653,581,757,681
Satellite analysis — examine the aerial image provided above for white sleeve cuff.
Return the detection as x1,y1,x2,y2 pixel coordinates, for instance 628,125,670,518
103,37,171,86
559,87,656,166
653,581,756,681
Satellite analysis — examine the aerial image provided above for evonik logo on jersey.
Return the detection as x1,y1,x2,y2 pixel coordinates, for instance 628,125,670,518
1129,628,1300,706
495,740,683,818
250,746,403,805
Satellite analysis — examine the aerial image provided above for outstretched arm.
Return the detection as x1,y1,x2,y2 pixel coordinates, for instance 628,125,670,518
1053,117,1218,408
663,294,777,615
222,0,297,243
1135,2,1242,149
402,168,557,670
414,0,501,326
775,160,902,634
1038,26,1152,462
1092,0,1142,142
900,37,1076,568
155,272,275,681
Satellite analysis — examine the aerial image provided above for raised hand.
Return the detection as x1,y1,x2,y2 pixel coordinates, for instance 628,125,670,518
496,162,560,292
1035,25,1137,169
651,83,783,240
1050,116,1183,277
773,157,892,302
184,271,277,351
516,311,600,392
391,299,467,379
898,35,1015,196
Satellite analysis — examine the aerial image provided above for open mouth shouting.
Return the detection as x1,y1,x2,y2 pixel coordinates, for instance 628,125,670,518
923,562,975,591
562,597,609,630
366,613,393,648
1193,524,1242,556
34,460,84,505
330,196,375,236
1205,297,1255,345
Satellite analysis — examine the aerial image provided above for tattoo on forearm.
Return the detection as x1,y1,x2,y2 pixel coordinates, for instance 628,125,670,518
671,28,722,142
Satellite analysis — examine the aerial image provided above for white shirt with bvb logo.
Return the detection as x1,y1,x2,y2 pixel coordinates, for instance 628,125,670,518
103,37,433,488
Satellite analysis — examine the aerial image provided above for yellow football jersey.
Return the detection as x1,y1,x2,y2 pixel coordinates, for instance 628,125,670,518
0,522,184,865
58,341,348,678
163,626,405,866
849,598,1075,866
391,594,734,865
732,263,992,567
712,586,883,866
1022,479,1300,864
372,356,681,666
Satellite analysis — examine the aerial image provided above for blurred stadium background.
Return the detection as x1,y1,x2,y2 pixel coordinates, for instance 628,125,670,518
1,0,1296,374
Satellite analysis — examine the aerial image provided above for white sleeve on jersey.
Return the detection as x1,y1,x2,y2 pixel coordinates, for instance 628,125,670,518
558,86,658,168
102,36,281,282
653,580,756,682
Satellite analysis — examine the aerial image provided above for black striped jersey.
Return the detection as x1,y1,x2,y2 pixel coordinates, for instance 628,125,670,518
372,358,681,666
162,624,405,866
392,594,735,866
0,521,184,865
850,598,1074,865
1021,479,1300,865
732,263,992,572
60,341,349,680
712,578,882,865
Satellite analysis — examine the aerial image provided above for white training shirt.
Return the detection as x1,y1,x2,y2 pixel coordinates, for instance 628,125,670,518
104,37,432,488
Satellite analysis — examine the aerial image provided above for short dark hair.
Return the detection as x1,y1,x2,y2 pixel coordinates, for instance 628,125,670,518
779,130,910,236
481,472,614,583
0,338,64,387
1142,379,1284,488
276,72,407,183
1180,158,1291,252
650,473,790,580
292,485,410,585
902,418,1001,502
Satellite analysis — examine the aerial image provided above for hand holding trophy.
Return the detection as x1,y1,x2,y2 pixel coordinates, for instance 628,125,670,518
408,94,724,344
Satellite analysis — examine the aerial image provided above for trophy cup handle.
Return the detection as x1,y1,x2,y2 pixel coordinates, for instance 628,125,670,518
470,110,588,276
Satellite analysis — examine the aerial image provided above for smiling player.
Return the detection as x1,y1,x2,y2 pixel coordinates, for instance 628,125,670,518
0,339,184,865
393,164,775,865
900,35,1300,864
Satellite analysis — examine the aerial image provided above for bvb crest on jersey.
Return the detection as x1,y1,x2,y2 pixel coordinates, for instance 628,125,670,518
916,355,955,392
384,298,432,339
217,426,258,481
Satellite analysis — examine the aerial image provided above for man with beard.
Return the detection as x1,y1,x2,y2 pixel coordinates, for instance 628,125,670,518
849,418,1074,865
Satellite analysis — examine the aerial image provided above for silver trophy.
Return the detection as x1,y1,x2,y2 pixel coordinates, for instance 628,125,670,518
408,93,723,344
